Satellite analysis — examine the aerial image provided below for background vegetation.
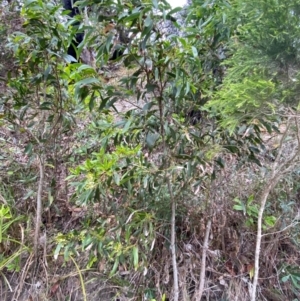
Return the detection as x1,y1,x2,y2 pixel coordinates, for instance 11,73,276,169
0,0,300,300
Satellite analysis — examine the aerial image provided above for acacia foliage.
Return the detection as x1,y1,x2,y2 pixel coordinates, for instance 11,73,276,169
207,0,300,129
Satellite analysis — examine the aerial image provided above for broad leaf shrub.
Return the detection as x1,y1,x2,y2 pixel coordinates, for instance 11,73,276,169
54,0,234,295
1,0,94,266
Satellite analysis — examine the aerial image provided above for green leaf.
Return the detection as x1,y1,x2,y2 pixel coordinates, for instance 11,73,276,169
64,245,71,261
264,215,276,227
291,272,300,280
87,255,97,269
143,176,148,189
113,172,120,185
74,77,100,87
122,119,132,133
247,195,254,203
291,276,300,288
133,246,139,270
233,204,244,211
167,7,182,15
141,23,153,41
281,275,290,282
25,143,33,155
144,15,153,27
123,12,141,22
191,46,198,58
43,65,51,80
39,101,52,110
199,15,213,29
215,157,225,168
64,53,77,63
54,242,63,260
110,257,119,276
78,64,95,72
146,132,159,150
152,0,158,9
48,191,54,206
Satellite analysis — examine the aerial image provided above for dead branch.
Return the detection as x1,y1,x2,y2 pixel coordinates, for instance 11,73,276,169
167,177,179,301
195,219,212,301
33,154,44,258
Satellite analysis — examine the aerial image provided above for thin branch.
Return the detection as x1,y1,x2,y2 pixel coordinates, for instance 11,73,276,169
251,172,281,301
33,154,44,258
0,192,8,205
195,219,212,301
167,177,179,301
261,220,299,237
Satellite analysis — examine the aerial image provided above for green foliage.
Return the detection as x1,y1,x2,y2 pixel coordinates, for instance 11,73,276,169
54,209,156,275
232,0,300,64
206,0,300,130
69,143,146,206
209,74,277,131
57,0,230,286
233,196,276,229
1,0,91,271
0,204,27,273
281,265,300,292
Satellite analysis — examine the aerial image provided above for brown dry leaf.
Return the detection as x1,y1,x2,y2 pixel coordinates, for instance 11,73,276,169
50,282,60,296
98,258,106,272
225,262,236,276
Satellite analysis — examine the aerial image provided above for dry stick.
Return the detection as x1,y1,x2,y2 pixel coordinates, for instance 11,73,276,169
251,174,280,301
24,123,46,259
33,155,44,258
261,219,299,237
251,116,300,301
196,219,212,301
167,178,179,301
0,192,8,205
14,253,34,301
